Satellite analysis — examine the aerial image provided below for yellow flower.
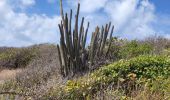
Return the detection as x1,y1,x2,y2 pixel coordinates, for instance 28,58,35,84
65,87,73,92
121,96,127,100
128,73,136,80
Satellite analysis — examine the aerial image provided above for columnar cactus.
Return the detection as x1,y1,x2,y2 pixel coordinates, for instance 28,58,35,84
58,0,114,77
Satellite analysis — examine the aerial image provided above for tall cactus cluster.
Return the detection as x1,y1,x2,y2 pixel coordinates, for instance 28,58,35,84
57,0,114,77
89,23,114,67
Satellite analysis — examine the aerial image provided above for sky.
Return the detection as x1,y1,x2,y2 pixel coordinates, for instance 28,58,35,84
0,0,170,47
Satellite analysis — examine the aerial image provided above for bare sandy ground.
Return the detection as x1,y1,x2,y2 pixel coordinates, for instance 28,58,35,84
0,69,22,84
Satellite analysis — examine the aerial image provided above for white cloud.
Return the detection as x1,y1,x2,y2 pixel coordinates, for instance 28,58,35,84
117,0,156,39
0,0,170,47
67,0,158,39
105,0,138,32
0,0,60,47
21,0,35,6
79,0,108,13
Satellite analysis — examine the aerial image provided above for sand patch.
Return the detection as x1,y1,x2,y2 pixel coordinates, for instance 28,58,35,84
0,69,22,83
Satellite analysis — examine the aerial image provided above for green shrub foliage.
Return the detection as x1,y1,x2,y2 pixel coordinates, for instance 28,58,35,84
119,40,153,58
61,55,170,99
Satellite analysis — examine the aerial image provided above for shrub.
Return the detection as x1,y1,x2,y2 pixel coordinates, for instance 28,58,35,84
0,48,18,69
163,48,170,56
119,40,153,58
0,47,37,69
106,39,153,61
55,55,170,99
145,35,170,55
0,44,62,99
105,37,125,61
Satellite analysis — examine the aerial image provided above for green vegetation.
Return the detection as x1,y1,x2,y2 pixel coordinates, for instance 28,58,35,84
119,40,153,58
108,39,154,60
0,0,170,99
0,44,60,99
44,55,170,99
0,42,170,100
0,47,37,69
0,49,18,60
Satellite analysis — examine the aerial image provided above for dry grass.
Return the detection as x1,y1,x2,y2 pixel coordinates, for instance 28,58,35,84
0,44,65,99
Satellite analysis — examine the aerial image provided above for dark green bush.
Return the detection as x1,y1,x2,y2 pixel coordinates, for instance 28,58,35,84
14,48,37,68
0,47,37,69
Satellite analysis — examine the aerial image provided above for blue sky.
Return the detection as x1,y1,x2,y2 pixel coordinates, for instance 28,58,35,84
150,0,170,14
0,0,170,47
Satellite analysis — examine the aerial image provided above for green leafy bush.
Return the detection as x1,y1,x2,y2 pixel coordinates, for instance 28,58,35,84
163,48,170,56
119,40,153,58
106,39,153,61
57,55,170,99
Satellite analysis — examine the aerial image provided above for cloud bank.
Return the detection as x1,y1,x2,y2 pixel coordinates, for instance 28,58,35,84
0,0,60,47
69,0,157,39
0,0,169,47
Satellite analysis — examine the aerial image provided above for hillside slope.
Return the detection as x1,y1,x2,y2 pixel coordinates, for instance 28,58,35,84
0,44,63,99
0,44,170,100
45,55,170,100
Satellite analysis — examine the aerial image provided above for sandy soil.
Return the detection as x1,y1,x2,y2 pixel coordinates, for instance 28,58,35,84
0,69,22,83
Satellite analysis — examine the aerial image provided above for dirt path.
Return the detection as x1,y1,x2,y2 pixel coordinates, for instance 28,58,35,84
0,69,22,84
